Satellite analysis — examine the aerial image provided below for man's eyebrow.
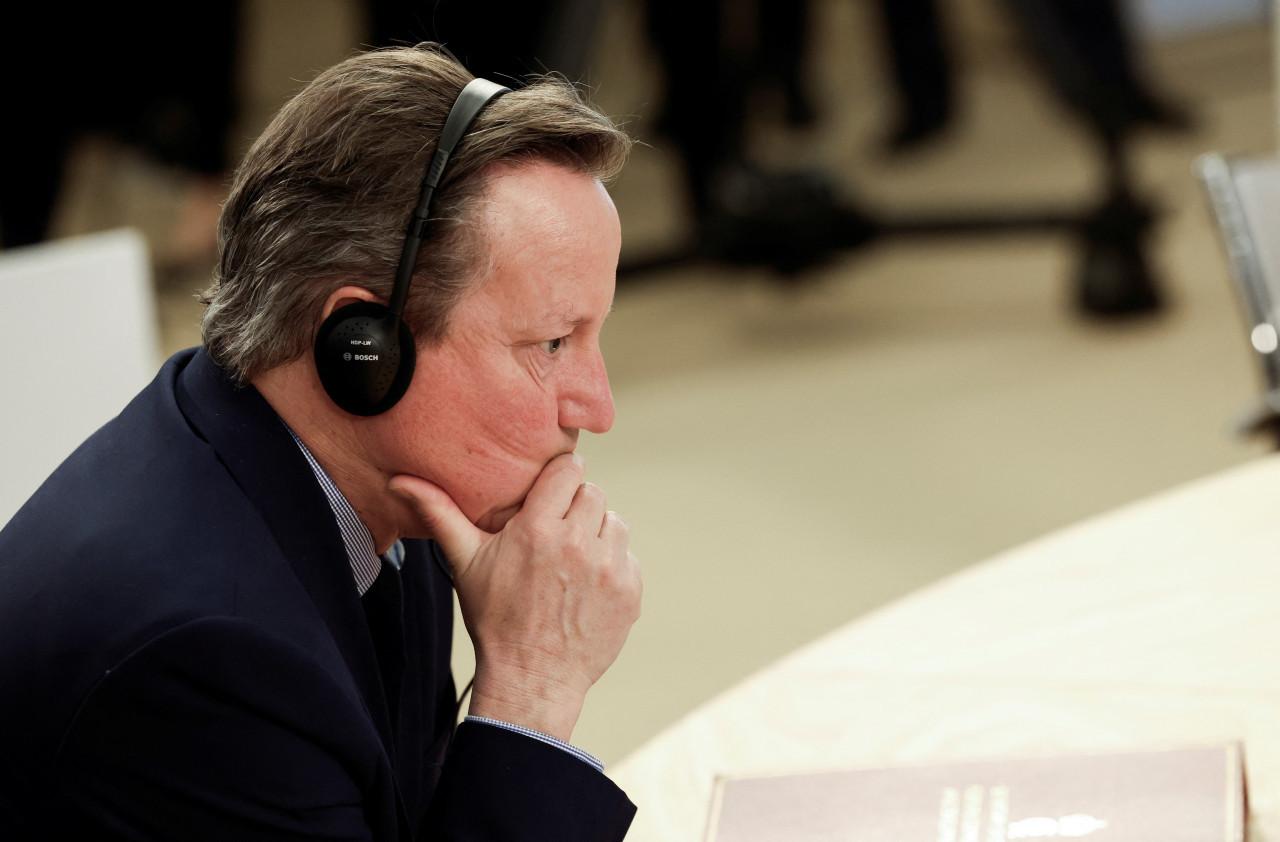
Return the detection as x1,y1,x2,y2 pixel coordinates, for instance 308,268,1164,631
545,301,614,329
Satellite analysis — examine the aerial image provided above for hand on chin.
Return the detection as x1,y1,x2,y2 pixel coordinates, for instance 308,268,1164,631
469,453,573,532
391,452,565,539
473,501,522,533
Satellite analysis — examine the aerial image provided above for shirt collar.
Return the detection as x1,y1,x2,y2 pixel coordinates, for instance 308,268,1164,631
286,427,392,595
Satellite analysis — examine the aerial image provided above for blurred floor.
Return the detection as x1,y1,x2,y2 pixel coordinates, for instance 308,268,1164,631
37,1,1278,767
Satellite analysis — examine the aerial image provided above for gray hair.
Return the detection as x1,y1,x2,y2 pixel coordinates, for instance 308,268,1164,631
201,43,631,384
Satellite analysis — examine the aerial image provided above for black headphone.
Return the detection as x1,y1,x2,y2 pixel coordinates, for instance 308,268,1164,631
314,78,510,416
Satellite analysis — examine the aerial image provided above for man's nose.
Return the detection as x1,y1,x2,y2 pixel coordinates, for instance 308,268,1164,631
561,348,615,434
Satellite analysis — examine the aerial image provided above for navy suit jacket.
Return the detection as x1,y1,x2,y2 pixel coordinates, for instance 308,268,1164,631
0,348,635,841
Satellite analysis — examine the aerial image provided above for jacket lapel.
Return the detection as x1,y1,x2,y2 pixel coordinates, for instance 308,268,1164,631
172,349,397,755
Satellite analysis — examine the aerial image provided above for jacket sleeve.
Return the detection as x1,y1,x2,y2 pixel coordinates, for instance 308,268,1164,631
425,722,635,842
51,617,635,842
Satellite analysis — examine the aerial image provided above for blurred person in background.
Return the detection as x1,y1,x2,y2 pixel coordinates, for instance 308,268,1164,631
875,0,1191,155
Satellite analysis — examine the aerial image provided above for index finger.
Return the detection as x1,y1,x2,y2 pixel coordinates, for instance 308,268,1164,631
516,452,587,523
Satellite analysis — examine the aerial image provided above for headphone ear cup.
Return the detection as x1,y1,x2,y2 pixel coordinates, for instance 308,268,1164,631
314,301,417,416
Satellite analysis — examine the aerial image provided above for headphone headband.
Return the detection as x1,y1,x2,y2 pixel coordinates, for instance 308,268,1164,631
390,78,511,321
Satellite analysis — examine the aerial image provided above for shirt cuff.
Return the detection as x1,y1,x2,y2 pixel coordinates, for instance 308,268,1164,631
464,715,605,773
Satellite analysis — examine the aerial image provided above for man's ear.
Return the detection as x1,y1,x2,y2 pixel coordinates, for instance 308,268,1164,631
321,285,385,321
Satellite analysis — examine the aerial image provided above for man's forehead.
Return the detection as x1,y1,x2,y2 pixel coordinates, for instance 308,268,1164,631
466,161,620,332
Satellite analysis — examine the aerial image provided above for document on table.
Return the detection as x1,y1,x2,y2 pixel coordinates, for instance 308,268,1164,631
706,743,1245,842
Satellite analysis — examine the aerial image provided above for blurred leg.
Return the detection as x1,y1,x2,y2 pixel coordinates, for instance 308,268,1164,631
872,0,954,152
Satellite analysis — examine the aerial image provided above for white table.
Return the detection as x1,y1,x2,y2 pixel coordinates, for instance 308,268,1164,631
610,455,1280,840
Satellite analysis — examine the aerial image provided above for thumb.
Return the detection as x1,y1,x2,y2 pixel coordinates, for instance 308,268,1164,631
388,474,487,578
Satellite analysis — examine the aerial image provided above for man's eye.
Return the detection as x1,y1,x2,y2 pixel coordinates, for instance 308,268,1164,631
539,337,564,354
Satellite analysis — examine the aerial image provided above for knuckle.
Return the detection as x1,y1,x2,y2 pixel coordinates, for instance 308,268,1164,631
578,482,607,505
559,522,594,561
569,531,594,559
626,554,642,595
522,516,556,544
604,510,628,534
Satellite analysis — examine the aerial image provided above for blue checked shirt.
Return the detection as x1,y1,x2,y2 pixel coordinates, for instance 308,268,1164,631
287,428,604,772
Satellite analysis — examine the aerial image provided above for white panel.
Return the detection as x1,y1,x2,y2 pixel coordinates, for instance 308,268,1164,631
0,228,160,527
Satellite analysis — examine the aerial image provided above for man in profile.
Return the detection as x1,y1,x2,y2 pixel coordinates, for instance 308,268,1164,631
0,44,641,841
